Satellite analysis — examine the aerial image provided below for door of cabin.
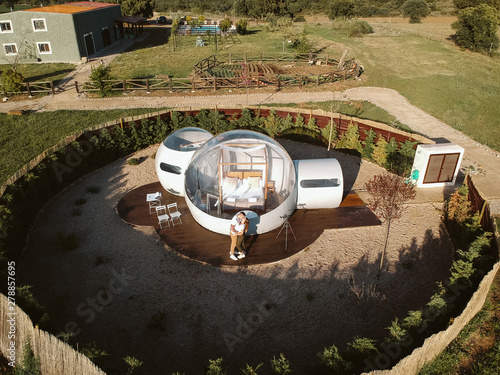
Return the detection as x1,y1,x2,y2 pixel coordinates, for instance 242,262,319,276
423,153,460,184
84,33,95,56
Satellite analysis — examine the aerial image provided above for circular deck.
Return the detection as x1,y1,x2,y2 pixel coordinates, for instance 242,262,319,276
117,182,381,266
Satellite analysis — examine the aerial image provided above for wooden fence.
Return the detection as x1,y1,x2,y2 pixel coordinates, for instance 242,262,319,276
193,54,220,74
0,81,55,96
364,176,500,375
0,294,106,374
75,69,357,94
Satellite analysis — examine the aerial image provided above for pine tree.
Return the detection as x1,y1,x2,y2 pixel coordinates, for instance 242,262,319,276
372,135,389,167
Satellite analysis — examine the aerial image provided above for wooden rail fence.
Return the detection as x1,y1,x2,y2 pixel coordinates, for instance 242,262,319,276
1,81,55,96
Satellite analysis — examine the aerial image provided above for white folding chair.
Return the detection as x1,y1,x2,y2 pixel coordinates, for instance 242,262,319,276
155,205,171,229
167,203,182,226
147,192,162,214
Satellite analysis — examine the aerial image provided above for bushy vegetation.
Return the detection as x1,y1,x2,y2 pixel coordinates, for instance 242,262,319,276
89,65,114,97
1,68,24,93
452,4,499,55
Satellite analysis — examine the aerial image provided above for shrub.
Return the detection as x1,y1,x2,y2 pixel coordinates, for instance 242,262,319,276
347,336,378,357
128,158,139,165
346,19,374,37
123,355,143,375
328,0,355,19
294,15,306,22
1,68,25,93
402,310,423,330
372,135,388,166
386,318,408,343
236,19,248,34
400,0,431,23
452,4,500,54
336,121,362,152
219,18,232,33
270,353,291,374
89,65,113,97
14,341,41,375
242,363,263,375
206,358,226,375
317,345,351,372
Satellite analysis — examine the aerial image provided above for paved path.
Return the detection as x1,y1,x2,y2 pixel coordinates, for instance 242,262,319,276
1,39,499,214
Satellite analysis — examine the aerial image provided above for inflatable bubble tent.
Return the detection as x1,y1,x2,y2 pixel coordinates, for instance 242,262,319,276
184,130,297,235
156,129,344,236
155,127,213,196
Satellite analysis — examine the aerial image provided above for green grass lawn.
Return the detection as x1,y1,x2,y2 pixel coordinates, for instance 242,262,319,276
0,109,165,186
0,63,76,83
109,25,308,78
308,23,500,152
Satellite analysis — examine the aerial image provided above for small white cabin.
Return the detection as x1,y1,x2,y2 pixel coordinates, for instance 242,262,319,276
411,143,464,188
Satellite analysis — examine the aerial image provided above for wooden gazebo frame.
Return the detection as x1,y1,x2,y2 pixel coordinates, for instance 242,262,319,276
217,143,269,213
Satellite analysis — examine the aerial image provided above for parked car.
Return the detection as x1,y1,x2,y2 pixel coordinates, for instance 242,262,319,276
158,16,167,24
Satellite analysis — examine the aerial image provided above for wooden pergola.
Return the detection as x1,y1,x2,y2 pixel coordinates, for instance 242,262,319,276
115,16,144,39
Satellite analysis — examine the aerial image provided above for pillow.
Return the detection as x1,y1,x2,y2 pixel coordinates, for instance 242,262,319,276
223,177,238,193
248,176,261,189
240,178,250,188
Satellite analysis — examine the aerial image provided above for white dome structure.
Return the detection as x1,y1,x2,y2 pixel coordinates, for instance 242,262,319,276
155,127,213,196
184,130,297,235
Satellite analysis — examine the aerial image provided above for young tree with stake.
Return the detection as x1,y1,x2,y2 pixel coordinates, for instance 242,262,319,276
365,173,416,276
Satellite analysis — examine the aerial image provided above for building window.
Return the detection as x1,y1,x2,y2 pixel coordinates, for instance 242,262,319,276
32,18,46,31
0,21,13,33
4,44,17,55
37,42,51,54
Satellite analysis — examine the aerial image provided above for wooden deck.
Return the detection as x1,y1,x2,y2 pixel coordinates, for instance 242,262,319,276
117,182,381,266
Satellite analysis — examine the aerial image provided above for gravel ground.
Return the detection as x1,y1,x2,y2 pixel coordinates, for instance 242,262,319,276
20,140,454,374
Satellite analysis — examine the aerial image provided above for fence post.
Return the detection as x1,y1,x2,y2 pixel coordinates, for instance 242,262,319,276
260,52,262,63
326,54,329,66
277,76,281,90
229,53,232,63
299,77,302,88
169,76,173,91
293,54,296,63
244,52,247,64
191,78,195,92
276,53,278,62
235,77,239,89
26,82,32,97
50,81,55,95
146,79,150,93
316,75,320,87
122,80,127,93
75,81,79,94
213,77,217,91
257,77,260,88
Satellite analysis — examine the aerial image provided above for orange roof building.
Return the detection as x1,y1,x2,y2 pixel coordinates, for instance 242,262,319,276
1,2,122,62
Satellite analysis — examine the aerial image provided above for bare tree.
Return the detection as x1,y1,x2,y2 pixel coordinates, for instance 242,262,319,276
1,28,36,71
365,173,416,275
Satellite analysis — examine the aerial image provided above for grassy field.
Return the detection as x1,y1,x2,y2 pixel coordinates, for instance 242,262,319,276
308,21,500,152
0,108,165,186
0,63,76,83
